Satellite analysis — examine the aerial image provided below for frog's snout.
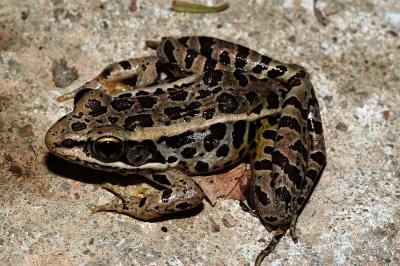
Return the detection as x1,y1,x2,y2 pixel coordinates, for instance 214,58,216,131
44,115,82,157
45,117,63,153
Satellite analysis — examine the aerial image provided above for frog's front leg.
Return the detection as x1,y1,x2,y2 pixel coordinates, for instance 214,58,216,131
93,170,204,220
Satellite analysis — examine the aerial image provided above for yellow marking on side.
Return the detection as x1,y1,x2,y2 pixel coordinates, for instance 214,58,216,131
127,109,281,141
253,118,277,163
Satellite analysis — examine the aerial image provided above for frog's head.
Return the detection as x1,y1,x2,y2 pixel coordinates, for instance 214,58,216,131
45,86,170,173
45,87,132,172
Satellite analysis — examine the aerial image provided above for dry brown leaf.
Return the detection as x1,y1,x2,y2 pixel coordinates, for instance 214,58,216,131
193,163,250,206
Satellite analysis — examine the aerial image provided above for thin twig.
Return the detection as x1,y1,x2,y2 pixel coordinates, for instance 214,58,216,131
171,0,229,13
313,0,328,26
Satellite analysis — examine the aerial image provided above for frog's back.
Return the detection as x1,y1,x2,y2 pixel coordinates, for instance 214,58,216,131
45,70,284,174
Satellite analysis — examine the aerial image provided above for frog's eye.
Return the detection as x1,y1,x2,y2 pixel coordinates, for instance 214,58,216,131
92,136,125,161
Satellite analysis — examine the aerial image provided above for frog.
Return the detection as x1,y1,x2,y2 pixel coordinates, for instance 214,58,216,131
45,36,326,265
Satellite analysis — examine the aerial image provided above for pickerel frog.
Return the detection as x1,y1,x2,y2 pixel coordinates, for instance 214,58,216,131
45,37,326,265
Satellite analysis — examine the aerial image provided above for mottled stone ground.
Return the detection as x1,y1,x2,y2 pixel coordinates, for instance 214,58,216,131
0,0,399,265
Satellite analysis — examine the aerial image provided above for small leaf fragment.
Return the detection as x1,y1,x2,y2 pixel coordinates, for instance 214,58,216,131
171,0,229,13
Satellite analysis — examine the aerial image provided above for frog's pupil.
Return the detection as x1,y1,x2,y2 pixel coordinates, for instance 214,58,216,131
93,137,124,161
99,140,118,156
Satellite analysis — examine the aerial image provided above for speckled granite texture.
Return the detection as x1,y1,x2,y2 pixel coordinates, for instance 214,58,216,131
0,0,399,265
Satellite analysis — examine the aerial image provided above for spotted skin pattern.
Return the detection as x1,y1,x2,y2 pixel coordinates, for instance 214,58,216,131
155,37,326,264
45,36,326,265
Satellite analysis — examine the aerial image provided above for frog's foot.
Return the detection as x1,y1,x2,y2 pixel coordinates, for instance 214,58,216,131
100,182,149,200
255,230,285,266
92,183,150,215
92,202,129,214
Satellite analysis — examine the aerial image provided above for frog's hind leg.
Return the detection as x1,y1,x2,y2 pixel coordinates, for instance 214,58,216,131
249,73,319,265
149,36,307,82
257,80,326,265
92,170,204,220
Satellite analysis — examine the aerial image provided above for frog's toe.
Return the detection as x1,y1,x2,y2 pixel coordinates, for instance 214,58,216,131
101,183,150,200
92,202,127,214
100,183,130,201
56,88,83,102
289,228,299,243
289,215,299,243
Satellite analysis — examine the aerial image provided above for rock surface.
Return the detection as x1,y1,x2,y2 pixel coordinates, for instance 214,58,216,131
0,0,399,265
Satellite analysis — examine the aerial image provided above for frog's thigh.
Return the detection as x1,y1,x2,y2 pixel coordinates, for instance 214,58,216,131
93,170,204,220
250,117,290,265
